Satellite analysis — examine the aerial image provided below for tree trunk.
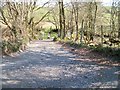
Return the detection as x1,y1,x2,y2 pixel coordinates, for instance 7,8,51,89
92,2,97,39
58,1,62,38
118,1,120,38
61,0,65,39
70,8,74,39
72,2,79,41
58,0,65,39
101,25,103,46
80,19,84,44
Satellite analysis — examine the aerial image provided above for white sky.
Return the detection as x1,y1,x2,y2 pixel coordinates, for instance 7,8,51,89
102,0,112,6
37,0,112,6
1,0,113,6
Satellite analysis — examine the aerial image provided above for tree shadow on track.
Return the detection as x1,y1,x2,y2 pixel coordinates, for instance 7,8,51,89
2,44,120,88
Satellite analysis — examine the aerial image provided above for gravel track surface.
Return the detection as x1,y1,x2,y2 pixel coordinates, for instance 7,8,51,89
2,40,120,88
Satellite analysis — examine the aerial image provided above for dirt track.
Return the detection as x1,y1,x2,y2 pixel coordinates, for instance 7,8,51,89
2,40,120,88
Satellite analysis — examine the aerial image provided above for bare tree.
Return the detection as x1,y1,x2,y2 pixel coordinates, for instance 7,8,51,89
0,0,52,54
58,0,65,39
72,1,79,41
118,1,120,38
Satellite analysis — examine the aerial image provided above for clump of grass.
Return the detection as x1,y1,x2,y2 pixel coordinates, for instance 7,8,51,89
2,40,22,54
91,45,120,62
57,39,120,62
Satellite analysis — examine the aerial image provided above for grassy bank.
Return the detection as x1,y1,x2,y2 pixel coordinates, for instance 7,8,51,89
57,40,120,63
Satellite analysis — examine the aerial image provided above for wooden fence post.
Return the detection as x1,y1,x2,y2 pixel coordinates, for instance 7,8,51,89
101,25,103,46
80,19,84,45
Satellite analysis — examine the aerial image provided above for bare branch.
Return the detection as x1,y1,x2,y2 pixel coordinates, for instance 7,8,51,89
35,8,53,26
35,1,50,11
0,8,12,30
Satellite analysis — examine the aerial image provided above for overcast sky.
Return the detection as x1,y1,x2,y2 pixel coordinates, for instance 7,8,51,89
1,0,113,6
37,0,112,6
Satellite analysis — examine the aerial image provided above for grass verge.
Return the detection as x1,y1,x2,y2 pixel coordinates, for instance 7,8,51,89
57,40,120,64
